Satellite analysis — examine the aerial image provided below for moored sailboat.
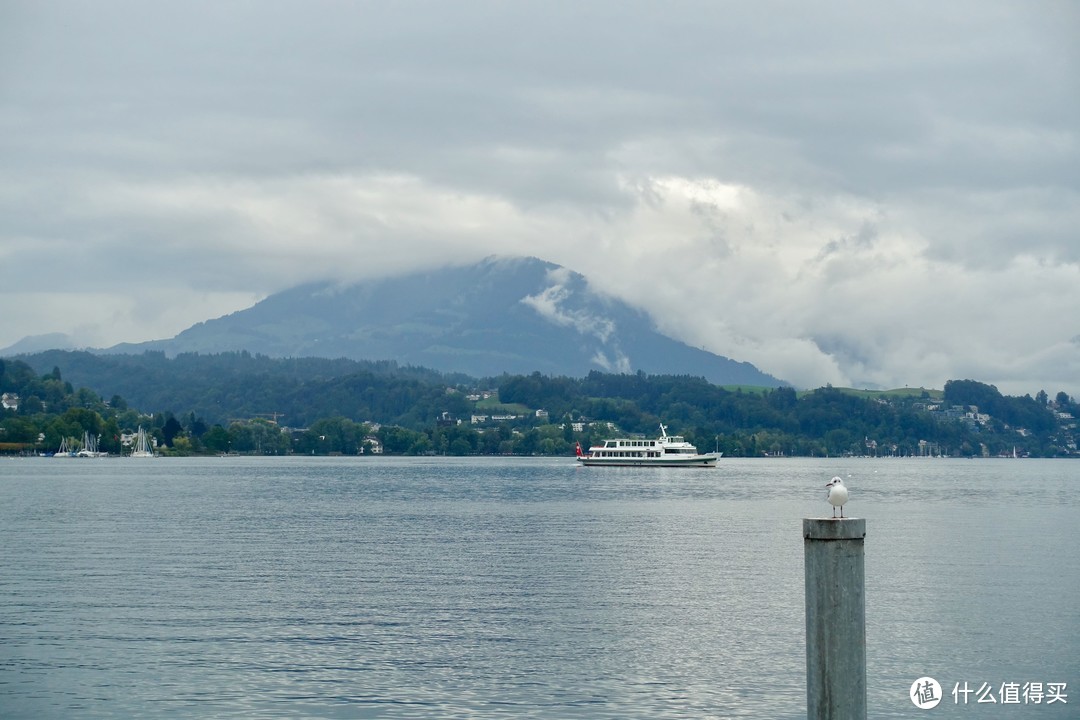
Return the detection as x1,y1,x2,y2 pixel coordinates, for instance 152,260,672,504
53,436,75,458
75,431,107,457
130,426,155,458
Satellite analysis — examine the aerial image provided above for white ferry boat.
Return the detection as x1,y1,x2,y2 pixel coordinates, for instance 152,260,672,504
576,424,720,467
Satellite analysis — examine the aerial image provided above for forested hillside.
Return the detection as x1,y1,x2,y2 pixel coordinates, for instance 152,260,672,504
1,352,1076,458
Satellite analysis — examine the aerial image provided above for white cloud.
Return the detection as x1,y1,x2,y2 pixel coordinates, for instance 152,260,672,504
520,269,618,345
591,350,632,375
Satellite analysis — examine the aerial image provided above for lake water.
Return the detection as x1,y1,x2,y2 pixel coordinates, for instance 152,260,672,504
1,457,1077,718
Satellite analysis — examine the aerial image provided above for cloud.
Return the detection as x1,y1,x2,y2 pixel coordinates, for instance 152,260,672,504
591,350,632,375
1,1,1077,399
520,269,616,341
520,267,632,374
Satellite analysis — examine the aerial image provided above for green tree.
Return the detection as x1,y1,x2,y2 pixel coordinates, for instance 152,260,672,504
449,438,472,455
0,417,39,444
170,436,194,456
162,416,184,447
187,412,209,438
62,407,103,436
305,417,367,454
228,419,287,454
202,425,232,454
101,417,122,454
379,425,426,454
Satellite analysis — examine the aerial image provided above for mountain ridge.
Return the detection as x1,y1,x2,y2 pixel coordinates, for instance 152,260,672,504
26,256,786,387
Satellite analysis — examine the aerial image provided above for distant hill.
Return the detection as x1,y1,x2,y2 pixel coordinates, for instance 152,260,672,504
0,333,75,356
103,256,785,387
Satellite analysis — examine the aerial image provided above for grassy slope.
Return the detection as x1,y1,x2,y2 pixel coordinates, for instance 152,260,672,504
818,386,944,401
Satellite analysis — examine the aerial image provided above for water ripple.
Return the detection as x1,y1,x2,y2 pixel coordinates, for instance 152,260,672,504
1,456,1077,718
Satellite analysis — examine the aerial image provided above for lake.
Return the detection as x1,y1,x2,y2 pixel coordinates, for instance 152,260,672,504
1,456,1077,718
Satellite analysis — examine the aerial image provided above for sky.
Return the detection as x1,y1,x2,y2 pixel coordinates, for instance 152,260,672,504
1,1,1078,398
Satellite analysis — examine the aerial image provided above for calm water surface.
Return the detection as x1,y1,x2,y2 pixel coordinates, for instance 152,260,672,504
1,457,1077,718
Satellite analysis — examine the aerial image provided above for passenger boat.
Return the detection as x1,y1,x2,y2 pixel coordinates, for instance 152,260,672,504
576,424,720,467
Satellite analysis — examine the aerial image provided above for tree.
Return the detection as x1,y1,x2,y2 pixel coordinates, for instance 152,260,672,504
20,395,44,414
0,417,38,443
944,379,1001,410
514,428,540,455
449,438,472,455
187,412,208,438
202,425,232,454
170,436,194,456
407,434,433,455
304,417,367,454
767,386,798,411
379,425,426,454
101,417,121,454
62,407,102,436
162,416,184,447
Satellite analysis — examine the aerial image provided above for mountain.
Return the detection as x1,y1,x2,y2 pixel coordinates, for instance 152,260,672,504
0,333,76,356
103,256,785,386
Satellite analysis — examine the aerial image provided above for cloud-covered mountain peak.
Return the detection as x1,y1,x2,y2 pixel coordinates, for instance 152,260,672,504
106,257,783,386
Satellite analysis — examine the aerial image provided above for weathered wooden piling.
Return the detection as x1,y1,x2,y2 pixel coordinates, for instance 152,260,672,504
804,517,866,720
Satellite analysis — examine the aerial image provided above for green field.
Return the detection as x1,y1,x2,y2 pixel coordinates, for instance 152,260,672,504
839,386,943,400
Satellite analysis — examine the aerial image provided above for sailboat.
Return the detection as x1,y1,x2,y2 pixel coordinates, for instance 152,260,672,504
53,436,75,458
76,431,107,457
131,426,155,458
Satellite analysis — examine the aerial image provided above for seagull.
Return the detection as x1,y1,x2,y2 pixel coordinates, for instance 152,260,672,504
826,476,848,518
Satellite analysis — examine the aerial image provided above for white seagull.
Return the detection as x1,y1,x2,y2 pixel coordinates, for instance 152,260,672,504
826,476,848,518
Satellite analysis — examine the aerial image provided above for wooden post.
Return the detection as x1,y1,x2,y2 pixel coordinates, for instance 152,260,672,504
804,517,866,720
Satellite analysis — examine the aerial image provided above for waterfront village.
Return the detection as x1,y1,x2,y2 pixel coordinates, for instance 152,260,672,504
1,360,1077,458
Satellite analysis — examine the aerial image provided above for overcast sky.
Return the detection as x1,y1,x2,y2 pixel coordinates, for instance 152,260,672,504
2,1,1077,397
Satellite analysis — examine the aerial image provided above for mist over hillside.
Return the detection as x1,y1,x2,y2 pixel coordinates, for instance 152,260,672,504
98,256,784,387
